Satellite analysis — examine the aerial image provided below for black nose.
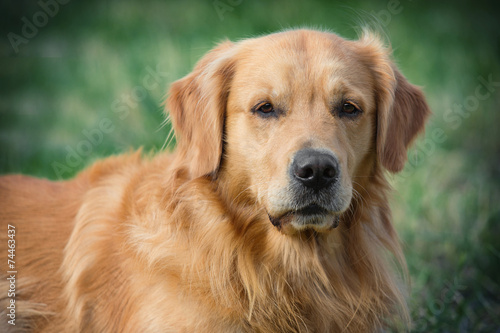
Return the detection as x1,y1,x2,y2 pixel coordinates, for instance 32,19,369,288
292,149,339,190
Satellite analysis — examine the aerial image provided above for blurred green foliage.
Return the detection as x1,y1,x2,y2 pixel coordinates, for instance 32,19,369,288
1,0,499,331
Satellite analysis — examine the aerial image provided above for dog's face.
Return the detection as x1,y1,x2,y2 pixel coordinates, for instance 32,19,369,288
225,32,376,232
168,29,429,234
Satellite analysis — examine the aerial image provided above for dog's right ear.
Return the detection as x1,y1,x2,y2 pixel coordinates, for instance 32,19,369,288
167,41,237,179
355,31,431,173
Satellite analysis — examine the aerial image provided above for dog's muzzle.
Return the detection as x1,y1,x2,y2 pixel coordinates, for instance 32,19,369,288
267,148,345,232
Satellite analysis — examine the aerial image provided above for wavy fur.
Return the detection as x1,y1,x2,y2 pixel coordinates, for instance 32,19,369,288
0,29,429,332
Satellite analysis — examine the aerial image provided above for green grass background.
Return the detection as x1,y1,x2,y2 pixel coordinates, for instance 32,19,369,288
1,0,499,331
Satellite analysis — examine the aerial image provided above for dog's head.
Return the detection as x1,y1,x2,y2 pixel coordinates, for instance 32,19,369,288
168,29,429,234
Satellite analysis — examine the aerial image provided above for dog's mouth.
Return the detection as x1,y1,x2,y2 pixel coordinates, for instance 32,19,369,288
267,204,340,232
296,204,328,216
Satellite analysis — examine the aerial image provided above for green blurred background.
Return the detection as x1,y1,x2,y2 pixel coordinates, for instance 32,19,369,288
1,0,499,331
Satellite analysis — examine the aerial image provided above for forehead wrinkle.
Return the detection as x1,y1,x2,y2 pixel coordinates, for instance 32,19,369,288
295,40,355,106
236,31,373,111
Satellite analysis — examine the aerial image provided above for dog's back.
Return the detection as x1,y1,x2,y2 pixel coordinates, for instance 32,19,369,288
0,151,170,332
0,175,87,331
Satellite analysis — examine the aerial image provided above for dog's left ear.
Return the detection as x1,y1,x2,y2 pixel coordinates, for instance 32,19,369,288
167,41,237,178
355,32,431,173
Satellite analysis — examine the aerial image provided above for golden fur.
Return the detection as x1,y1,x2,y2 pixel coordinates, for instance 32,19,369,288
0,29,430,332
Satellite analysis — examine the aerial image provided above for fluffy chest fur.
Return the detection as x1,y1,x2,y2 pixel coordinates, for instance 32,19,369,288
58,153,405,332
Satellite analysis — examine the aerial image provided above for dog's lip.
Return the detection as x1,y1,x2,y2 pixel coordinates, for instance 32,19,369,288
272,203,330,219
267,204,340,230
295,204,328,216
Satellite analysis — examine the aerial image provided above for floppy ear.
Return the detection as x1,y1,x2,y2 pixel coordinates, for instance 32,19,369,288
357,32,431,173
379,69,430,172
167,41,236,178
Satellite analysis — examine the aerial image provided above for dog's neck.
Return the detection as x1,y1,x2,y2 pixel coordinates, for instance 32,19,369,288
160,165,407,331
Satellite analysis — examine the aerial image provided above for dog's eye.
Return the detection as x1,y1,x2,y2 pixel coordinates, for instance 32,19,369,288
342,102,356,114
339,102,361,118
253,102,277,118
257,103,274,114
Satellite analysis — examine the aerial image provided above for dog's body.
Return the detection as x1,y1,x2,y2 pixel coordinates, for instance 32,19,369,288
0,29,429,332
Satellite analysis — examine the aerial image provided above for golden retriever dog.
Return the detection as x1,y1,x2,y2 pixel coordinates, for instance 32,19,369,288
0,29,430,332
